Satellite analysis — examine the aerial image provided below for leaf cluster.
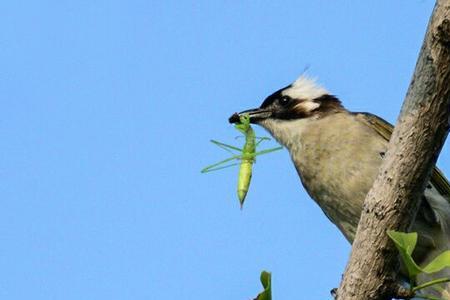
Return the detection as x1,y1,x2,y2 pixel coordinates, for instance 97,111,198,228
388,231,450,299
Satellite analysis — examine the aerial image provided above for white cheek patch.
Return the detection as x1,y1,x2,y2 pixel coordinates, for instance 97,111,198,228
295,101,320,112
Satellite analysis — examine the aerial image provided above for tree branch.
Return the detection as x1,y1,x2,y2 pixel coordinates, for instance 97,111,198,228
337,1,450,299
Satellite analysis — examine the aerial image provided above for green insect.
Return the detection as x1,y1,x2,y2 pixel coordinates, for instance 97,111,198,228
201,114,283,207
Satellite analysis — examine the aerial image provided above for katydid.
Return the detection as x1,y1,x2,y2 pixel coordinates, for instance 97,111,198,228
201,114,283,207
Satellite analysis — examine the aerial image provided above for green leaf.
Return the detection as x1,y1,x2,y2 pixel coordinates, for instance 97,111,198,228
387,230,422,278
388,231,450,296
388,230,450,280
387,230,417,255
255,271,272,300
422,251,450,274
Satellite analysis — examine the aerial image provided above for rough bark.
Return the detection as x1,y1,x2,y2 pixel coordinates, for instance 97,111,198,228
337,1,450,299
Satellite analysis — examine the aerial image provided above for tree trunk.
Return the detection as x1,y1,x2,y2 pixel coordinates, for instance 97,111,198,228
337,1,450,299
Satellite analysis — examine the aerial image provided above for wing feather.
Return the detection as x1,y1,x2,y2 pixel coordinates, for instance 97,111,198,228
356,112,450,198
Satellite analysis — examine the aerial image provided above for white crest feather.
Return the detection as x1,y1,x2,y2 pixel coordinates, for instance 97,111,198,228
282,76,328,100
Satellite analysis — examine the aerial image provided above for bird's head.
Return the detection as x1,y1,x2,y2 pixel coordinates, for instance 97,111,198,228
229,76,345,147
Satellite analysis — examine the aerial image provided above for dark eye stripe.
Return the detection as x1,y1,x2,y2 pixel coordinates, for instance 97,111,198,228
260,84,292,108
279,96,291,105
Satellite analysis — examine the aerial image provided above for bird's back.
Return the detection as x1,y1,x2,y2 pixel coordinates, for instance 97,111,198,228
291,112,446,239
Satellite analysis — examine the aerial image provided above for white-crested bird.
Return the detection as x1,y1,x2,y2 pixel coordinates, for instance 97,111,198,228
229,76,450,298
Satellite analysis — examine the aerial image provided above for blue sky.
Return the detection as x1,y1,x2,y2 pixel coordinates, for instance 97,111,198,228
1,1,448,299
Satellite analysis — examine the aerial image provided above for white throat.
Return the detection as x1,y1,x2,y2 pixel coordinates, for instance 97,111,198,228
259,118,313,151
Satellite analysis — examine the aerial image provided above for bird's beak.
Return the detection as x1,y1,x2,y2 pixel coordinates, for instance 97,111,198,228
228,108,272,124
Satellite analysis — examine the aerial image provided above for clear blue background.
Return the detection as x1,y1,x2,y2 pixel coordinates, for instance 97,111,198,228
1,1,448,299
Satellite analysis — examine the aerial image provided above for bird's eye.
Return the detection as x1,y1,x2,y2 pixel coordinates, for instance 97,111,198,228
279,96,291,106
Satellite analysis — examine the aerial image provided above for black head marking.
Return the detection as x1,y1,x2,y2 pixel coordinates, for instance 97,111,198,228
311,94,343,113
260,84,291,108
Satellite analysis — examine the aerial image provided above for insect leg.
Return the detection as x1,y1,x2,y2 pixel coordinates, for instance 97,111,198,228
255,137,271,146
203,162,241,173
201,155,242,173
253,146,284,157
210,140,242,154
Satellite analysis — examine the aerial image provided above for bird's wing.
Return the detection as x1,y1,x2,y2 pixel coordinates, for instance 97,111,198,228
357,112,450,198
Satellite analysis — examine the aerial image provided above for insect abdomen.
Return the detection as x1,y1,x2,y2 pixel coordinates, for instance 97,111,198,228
238,159,253,206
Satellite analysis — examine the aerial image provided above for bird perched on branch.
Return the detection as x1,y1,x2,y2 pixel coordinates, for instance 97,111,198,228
229,75,450,298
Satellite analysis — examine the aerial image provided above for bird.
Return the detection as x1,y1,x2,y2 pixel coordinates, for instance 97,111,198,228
229,75,450,298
